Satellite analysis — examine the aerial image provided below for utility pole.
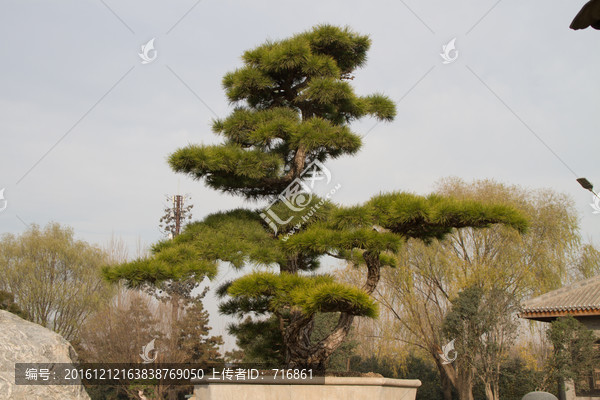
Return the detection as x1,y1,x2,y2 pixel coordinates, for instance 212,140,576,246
157,193,194,321
159,193,194,388
173,195,183,237
159,194,192,240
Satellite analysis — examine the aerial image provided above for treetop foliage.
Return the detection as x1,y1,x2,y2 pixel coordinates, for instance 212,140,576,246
168,25,396,199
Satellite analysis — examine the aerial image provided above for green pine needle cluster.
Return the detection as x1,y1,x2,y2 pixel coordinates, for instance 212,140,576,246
103,190,527,296
102,244,217,288
226,271,378,318
160,209,283,269
329,192,529,241
281,192,528,257
282,226,401,254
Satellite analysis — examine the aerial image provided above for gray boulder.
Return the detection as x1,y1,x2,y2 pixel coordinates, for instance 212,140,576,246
0,310,90,399
522,392,559,400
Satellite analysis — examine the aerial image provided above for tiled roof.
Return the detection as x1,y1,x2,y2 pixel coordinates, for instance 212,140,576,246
521,274,600,318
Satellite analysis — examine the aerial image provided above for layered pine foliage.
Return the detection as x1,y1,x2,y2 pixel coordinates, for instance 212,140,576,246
103,25,528,368
168,25,395,198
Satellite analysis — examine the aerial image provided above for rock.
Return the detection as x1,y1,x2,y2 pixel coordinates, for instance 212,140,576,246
0,310,90,400
522,392,559,400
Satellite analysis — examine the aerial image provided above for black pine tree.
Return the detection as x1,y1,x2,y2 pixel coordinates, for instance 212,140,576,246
104,25,528,369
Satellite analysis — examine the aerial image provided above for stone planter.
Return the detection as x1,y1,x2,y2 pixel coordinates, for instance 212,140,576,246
193,376,421,400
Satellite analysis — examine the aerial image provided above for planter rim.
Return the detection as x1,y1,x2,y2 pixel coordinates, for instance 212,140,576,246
193,377,422,387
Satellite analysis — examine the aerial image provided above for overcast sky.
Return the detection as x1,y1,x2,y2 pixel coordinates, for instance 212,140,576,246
2,0,599,350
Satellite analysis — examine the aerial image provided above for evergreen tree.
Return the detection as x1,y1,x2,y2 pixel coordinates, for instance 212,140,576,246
172,291,224,364
227,316,285,366
104,25,528,369
545,316,600,398
442,286,519,400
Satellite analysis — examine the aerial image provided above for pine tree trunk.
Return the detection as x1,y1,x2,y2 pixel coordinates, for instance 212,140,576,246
283,251,382,369
283,310,315,367
361,251,382,295
285,251,382,368
281,254,315,368
305,313,354,368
